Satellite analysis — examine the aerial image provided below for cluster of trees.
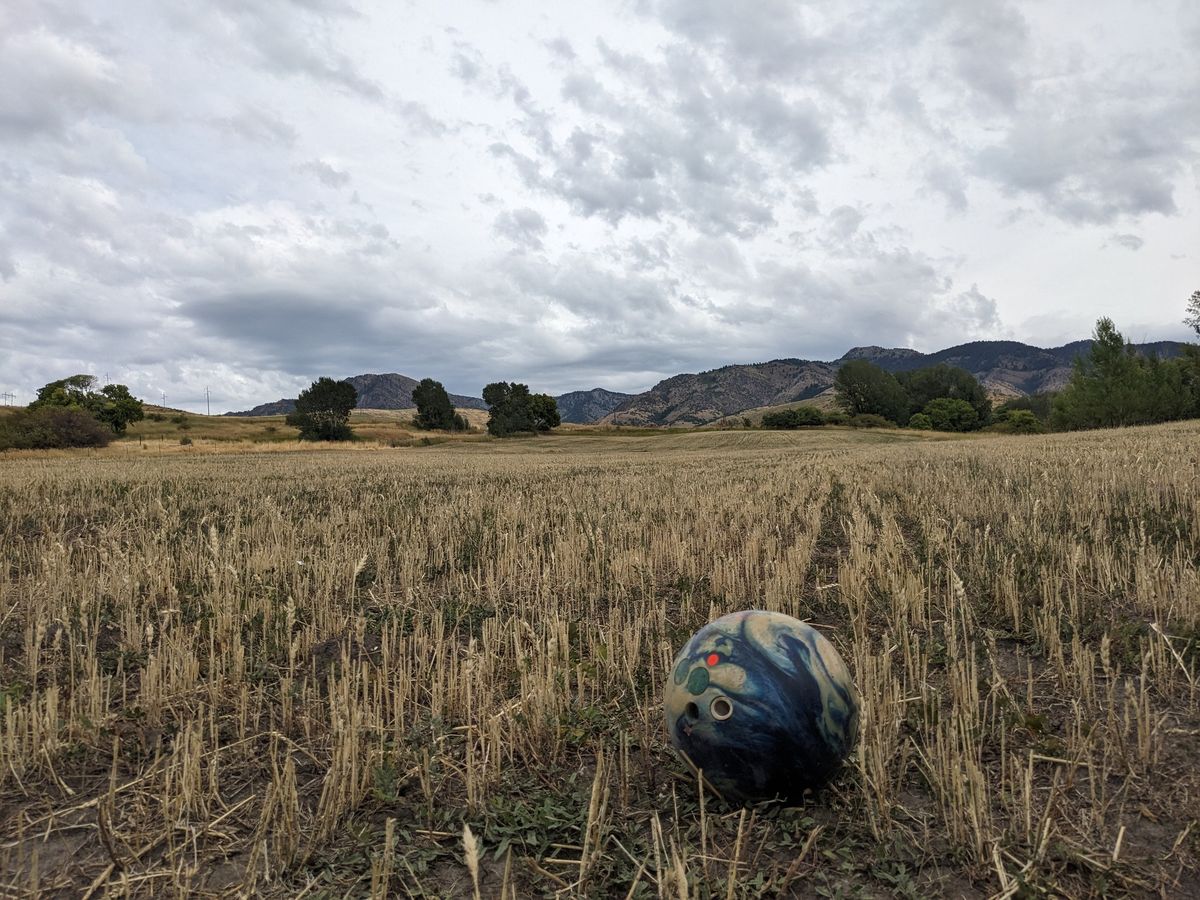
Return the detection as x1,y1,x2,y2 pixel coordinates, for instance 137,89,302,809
834,361,991,432
0,375,145,450
1050,317,1200,430
831,295,1200,435
284,375,562,441
482,382,559,436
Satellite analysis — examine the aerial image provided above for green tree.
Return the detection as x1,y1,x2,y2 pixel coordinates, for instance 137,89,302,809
412,378,460,430
529,394,561,432
923,398,980,431
483,382,533,436
833,360,908,423
1185,289,1200,339
906,412,932,430
1051,318,1174,430
897,364,990,425
482,382,559,436
93,384,145,434
29,375,145,434
286,377,357,440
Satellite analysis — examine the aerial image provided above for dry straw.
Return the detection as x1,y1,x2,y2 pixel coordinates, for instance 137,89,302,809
0,423,1197,896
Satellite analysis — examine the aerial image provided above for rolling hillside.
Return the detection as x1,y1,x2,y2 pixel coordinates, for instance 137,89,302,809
603,339,1188,426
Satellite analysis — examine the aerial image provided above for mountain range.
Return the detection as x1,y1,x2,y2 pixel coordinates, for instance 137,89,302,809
227,338,1189,426
601,339,1188,426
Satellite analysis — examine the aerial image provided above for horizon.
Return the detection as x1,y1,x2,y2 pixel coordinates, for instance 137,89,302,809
2,1,1197,413
3,330,1193,415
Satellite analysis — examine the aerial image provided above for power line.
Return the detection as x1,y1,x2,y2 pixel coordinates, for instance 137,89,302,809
0,391,15,406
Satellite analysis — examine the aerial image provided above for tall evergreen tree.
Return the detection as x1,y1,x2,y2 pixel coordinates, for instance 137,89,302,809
1052,318,1197,429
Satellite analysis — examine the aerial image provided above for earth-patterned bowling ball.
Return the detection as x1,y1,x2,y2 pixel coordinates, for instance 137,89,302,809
664,610,859,803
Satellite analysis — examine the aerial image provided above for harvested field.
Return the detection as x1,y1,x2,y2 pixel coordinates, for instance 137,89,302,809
1,423,1198,897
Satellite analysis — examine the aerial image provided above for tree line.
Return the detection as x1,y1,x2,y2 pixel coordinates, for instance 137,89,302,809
787,296,1200,435
285,376,560,441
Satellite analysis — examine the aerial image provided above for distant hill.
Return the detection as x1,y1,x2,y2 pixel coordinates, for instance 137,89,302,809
555,388,634,424
227,373,488,417
603,358,837,427
603,339,1189,427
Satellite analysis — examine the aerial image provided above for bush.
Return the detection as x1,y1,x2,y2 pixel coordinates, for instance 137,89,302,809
823,411,849,426
179,436,193,446
924,398,980,432
0,407,113,450
907,413,932,430
762,406,824,428
990,409,1045,434
996,393,1054,423
848,413,895,429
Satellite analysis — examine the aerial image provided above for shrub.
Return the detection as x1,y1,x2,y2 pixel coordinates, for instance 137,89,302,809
762,407,824,428
848,413,895,429
907,413,933,430
990,409,1045,434
0,407,113,450
179,436,193,446
924,398,980,432
823,411,849,426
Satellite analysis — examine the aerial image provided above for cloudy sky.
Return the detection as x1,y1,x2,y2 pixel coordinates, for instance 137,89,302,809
1,0,1197,411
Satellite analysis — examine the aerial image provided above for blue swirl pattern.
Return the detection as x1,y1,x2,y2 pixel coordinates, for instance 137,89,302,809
664,610,859,802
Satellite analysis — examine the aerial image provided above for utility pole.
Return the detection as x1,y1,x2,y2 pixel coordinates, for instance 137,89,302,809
1,391,14,406
161,391,167,408
206,386,211,416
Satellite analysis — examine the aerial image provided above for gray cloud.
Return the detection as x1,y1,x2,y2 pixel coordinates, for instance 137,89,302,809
975,102,1189,223
493,207,549,250
1111,233,1144,251
301,159,351,187
923,162,968,213
0,0,1194,410
205,0,385,101
217,108,298,146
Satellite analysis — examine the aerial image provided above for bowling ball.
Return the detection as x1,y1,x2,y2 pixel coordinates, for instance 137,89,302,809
664,610,859,803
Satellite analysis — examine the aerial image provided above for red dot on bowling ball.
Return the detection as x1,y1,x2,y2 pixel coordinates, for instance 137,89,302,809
706,653,720,667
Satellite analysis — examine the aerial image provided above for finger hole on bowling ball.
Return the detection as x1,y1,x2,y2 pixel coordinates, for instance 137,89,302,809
710,696,733,720
685,702,700,720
